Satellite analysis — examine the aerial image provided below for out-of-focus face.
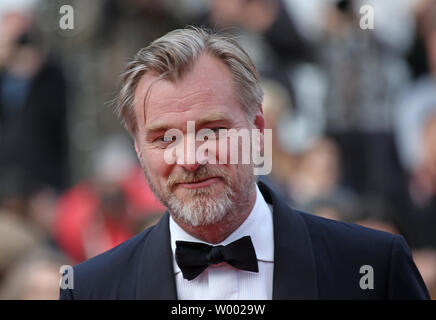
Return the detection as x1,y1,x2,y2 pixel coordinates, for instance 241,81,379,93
427,32,436,78
133,53,263,227
21,262,61,300
421,115,436,179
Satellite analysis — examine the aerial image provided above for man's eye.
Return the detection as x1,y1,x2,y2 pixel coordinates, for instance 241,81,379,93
200,128,226,140
154,136,176,143
213,127,229,138
211,127,226,133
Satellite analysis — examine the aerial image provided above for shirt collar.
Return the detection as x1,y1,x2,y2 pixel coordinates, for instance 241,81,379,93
169,184,274,274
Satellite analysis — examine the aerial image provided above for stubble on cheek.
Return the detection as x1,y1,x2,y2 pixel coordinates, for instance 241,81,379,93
139,154,170,206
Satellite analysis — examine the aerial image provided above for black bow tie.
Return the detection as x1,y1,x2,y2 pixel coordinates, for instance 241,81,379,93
175,236,259,280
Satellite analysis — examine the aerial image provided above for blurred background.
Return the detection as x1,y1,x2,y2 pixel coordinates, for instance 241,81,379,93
0,0,435,299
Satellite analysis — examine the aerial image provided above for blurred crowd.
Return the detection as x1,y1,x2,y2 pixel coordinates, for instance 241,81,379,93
0,0,435,299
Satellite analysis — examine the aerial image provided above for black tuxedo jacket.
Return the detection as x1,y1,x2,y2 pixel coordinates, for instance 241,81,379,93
60,181,429,299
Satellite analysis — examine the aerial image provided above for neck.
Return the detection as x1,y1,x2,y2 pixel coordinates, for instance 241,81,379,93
172,186,257,244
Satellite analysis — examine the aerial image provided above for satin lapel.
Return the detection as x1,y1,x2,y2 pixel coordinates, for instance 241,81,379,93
258,181,319,299
136,212,178,299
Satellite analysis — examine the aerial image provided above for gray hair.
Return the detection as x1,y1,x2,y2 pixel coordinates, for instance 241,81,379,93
114,26,264,136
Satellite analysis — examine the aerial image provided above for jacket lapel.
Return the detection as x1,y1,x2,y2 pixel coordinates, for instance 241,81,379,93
136,212,178,299
258,181,319,299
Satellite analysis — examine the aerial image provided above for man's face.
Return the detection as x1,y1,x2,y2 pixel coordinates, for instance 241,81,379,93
133,54,263,227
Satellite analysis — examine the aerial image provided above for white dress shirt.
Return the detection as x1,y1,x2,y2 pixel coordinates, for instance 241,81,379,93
169,184,274,300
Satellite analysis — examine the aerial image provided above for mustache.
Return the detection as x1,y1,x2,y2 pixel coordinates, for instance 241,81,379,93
167,166,230,190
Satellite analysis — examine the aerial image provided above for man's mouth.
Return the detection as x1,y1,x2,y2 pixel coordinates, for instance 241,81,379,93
176,177,221,189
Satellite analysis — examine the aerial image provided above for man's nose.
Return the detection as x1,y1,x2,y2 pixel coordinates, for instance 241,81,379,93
177,133,201,172
179,162,201,172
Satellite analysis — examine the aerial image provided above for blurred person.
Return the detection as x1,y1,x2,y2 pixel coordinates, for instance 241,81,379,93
412,113,436,207
398,113,436,250
0,247,68,300
60,27,428,300
196,0,316,115
259,79,296,200
392,0,436,250
322,0,412,133
321,0,410,199
0,168,52,281
0,167,64,268
206,0,313,64
393,2,436,292
291,137,342,205
395,0,436,174
289,137,359,221
53,136,165,263
90,0,183,135
0,2,69,191
260,74,327,203
0,207,42,284
54,178,133,263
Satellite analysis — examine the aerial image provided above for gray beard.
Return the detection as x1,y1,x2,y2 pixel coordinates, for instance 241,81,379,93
142,164,255,228
166,184,236,227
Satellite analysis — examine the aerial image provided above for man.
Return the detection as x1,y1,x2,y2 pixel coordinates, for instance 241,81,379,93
60,27,429,299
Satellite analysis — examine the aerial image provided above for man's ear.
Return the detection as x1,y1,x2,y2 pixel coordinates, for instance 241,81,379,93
134,138,142,159
253,107,266,154
253,107,266,133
